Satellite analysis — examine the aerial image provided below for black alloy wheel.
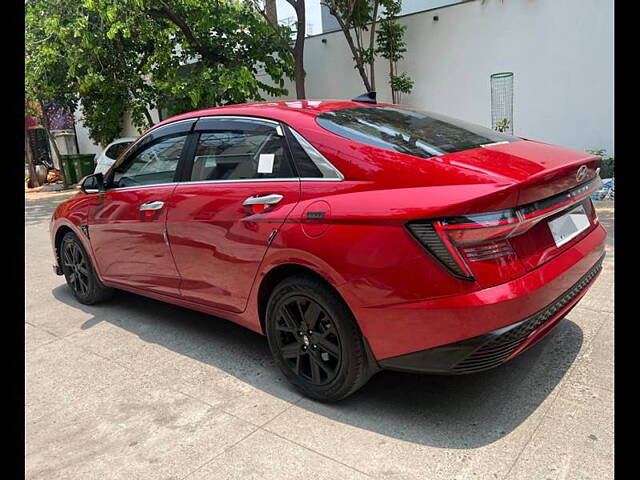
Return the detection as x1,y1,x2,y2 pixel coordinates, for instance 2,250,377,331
266,274,373,402
273,295,342,385
62,236,91,297
59,231,114,305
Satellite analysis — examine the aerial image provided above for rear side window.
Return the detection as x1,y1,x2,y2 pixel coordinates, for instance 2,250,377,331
190,127,293,181
316,106,519,158
284,127,323,178
105,142,132,160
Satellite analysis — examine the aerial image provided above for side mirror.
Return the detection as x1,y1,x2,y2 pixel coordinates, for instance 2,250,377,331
80,173,105,194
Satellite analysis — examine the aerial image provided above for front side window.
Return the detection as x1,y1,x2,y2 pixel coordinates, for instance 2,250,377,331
105,142,132,160
190,126,293,181
316,106,519,158
112,135,186,188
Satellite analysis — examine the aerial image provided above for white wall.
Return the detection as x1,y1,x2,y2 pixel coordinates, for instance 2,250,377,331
271,0,614,154
77,0,614,156
73,110,102,155
73,108,160,154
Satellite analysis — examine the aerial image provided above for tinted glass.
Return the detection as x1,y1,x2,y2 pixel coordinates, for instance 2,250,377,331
105,142,132,160
190,128,293,181
285,128,323,178
316,106,519,158
112,135,186,187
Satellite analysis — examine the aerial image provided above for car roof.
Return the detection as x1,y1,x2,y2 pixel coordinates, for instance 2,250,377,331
151,99,388,130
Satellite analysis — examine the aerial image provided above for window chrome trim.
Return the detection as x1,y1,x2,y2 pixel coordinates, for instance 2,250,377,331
177,178,300,186
108,182,179,192
133,118,198,147
194,115,281,128
288,127,344,181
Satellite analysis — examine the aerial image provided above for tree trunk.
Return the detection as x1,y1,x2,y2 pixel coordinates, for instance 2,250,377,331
265,0,277,26
143,107,155,127
39,101,68,188
369,0,379,92
331,9,372,92
25,132,38,189
293,1,306,99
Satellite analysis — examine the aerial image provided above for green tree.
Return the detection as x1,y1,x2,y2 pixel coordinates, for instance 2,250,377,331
25,0,295,146
249,0,308,99
322,0,380,93
376,0,413,103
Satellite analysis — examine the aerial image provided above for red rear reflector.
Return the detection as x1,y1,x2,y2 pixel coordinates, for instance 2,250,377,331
461,240,514,262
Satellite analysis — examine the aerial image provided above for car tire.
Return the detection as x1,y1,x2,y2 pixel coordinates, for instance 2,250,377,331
266,274,373,402
60,231,114,305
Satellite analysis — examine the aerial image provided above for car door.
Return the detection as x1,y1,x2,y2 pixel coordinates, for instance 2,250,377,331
166,116,300,312
87,120,195,296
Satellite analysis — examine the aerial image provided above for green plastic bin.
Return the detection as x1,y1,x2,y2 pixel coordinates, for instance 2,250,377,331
68,154,96,182
60,155,78,185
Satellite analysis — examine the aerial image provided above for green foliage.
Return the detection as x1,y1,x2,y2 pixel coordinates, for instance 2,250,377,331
376,0,413,103
494,118,510,133
26,0,294,146
587,149,615,178
322,0,378,92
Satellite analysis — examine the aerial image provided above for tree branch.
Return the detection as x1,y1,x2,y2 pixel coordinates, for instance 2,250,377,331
146,2,224,65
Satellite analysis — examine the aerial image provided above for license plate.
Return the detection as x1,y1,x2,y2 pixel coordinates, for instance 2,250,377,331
548,204,590,248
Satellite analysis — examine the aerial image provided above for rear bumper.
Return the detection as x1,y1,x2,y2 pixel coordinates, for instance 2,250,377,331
378,253,604,374
358,223,607,361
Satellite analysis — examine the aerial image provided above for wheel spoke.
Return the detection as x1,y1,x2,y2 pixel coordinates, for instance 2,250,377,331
78,277,89,294
310,352,336,377
279,306,299,331
295,300,306,324
293,353,301,376
304,301,322,330
280,343,300,360
275,294,341,386
309,354,322,383
315,337,340,358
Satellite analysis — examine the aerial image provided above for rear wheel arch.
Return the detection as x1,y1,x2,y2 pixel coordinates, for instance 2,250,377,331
257,263,357,336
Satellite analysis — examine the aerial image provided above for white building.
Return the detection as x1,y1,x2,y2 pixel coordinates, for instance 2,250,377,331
76,0,614,155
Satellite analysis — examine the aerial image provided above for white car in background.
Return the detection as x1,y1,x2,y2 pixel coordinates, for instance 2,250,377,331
93,137,136,174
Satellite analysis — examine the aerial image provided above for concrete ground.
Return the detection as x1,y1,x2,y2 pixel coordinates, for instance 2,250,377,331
25,192,614,480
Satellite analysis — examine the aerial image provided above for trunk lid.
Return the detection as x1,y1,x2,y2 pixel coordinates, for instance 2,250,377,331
447,139,601,205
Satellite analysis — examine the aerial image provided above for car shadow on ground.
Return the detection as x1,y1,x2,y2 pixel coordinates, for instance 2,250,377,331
52,283,583,449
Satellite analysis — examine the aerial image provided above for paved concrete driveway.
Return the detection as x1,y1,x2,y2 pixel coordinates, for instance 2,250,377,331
25,192,614,480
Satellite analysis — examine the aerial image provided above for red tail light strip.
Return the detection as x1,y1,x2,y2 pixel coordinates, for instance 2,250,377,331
406,177,601,281
440,176,602,233
432,221,474,278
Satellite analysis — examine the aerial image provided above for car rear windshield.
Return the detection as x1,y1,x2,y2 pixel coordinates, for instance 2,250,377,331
316,106,519,158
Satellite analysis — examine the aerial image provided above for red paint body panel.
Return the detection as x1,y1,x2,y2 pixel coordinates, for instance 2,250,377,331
87,186,182,296
50,100,607,369
166,181,301,312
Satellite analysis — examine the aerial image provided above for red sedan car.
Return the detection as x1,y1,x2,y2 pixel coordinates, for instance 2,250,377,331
50,99,606,401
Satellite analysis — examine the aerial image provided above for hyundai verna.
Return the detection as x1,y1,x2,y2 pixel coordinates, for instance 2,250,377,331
50,99,606,401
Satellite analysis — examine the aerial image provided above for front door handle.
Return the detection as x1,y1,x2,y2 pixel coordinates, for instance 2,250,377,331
242,194,284,206
139,201,165,211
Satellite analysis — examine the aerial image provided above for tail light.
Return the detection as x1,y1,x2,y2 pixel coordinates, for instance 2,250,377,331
407,176,602,285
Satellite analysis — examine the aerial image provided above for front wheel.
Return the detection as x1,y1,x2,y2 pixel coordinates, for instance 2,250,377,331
60,231,114,305
265,274,373,402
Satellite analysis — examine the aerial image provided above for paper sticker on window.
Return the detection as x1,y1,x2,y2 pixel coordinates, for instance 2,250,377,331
257,154,275,174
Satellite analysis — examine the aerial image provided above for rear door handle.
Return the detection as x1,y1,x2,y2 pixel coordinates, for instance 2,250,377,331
242,194,284,206
139,201,165,211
